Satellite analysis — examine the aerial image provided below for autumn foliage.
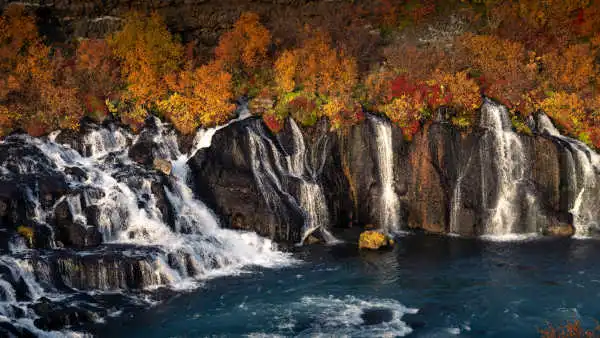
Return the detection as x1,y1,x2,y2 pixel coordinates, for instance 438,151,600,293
539,319,600,338
1,1,600,149
160,62,235,134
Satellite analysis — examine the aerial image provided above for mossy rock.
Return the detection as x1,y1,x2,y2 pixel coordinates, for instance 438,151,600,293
17,225,34,247
359,230,394,250
543,224,575,237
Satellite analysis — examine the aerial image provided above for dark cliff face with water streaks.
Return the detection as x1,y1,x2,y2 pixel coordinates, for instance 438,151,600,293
191,100,594,242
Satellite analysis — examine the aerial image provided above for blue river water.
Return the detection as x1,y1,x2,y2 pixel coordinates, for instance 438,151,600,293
96,234,600,337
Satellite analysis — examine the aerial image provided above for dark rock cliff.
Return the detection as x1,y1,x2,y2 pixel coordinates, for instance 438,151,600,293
0,0,360,57
190,104,586,242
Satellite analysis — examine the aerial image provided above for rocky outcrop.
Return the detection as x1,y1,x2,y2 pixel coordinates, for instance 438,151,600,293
191,103,591,241
189,118,305,243
0,0,358,55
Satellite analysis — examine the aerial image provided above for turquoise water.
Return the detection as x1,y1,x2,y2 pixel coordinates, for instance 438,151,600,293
97,235,600,337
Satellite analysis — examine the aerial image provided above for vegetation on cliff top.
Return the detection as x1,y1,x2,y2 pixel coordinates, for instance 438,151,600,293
1,0,600,147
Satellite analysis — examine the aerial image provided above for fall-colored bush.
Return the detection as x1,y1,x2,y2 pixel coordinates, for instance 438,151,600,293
109,11,183,126
276,29,357,98
75,39,121,121
541,44,596,93
538,91,587,135
457,33,537,111
539,319,600,338
272,28,358,128
0,5,82,136
215,12,272,97
215,12,271,72
159,62,235,133
263,112,285,133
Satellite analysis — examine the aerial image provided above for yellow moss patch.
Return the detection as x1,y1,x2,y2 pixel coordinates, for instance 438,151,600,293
359,230,393,250
17,225,34,247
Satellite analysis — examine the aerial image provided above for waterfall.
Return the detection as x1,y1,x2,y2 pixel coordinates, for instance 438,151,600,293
450,150,475,234
0,111,293,335
479,100,535,236
245,119,335,244
537,114,600,236
287,120,334,243
369,117,400,232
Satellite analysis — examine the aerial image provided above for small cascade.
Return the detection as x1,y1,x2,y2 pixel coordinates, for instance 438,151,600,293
369,117,400,233
479,100,535,236
245,118,336,244
287,120,334,243
83,127,129,158
0,111,293,335
537,114,600,236
449,150,475,234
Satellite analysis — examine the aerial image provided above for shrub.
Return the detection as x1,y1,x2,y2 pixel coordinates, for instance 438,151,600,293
159,62,235,133
263,112,284,133
215,12,271,72
538,91,586,136
541,44,596,93
109,12,183,110
539,319,600,338
379,95,422,140
457,33,536,110
215,12,272,97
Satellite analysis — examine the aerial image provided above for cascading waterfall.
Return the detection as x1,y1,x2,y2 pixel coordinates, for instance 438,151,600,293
537,114,600,236
450,150,475,234
369,117,400,233
0,111,293,335
245,119,335,244
479,100,535,236
287,120,335,243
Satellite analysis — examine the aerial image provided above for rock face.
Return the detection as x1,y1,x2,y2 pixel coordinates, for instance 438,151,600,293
191,100,596,241
0,0,359,56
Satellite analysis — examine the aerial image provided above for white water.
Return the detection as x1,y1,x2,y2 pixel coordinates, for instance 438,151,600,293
450,150,475,234
0,111,294,335
246,119,336,244
369,117,400,233
479,100,533,236
537,114,600,236
287,120,334,243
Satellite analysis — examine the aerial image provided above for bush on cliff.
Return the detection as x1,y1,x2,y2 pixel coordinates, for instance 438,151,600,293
1,2,600,146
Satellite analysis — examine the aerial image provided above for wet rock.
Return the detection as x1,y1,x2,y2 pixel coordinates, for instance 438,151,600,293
543,223,575,237
0,321,37,338
361,307,394,325
32,297,104,331
64,166,89,181
129,140,157,166
153,158,172,176
53,199,102,249
189,118,305,243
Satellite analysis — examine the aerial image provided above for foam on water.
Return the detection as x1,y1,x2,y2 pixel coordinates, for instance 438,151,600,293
285,295,417,337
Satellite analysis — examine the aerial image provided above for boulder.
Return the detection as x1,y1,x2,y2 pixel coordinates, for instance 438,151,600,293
543,223,575,237
153,158,172,176
358,231,394,250
361,308,394,325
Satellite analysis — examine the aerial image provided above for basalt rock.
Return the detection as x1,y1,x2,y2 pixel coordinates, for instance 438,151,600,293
192,107,597,240
189,118,305,243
